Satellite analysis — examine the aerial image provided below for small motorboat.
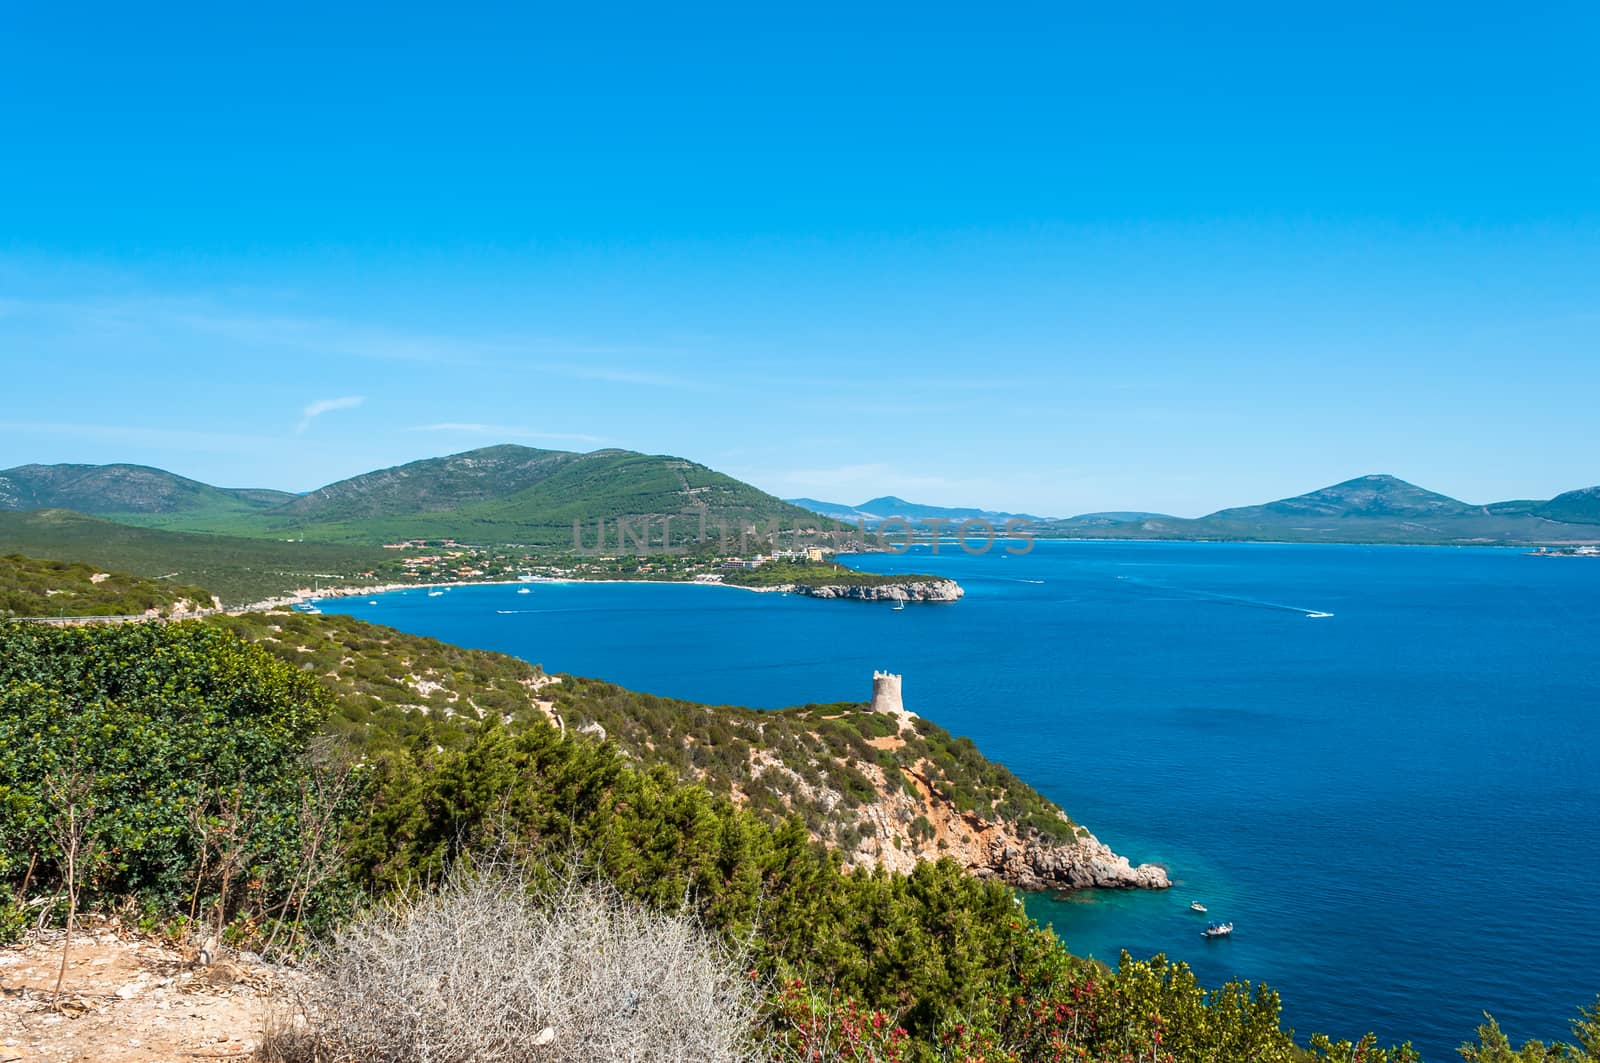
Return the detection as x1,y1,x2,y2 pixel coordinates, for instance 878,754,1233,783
517,587,532,595
1190,902,1208,913
428,590,445,597
1201,922,1234,939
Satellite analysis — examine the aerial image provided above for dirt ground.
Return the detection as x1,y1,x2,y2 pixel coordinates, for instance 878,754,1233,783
0,924,278,1063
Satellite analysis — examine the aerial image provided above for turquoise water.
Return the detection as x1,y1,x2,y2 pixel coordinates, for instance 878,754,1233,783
320,541,1600,1058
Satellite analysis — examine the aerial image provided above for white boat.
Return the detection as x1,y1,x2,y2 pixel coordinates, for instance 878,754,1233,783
1190,902,1207,913
428,590,445,597
1201,922,1234,939
368,599,378,605
517,587,531,595
1305,611,1334,619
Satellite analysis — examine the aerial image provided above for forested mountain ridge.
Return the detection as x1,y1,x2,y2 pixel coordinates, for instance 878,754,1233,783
0,462,291,516
8,446,838,547
268,445,832,545
8,455,1597,546
1037,473,1600,544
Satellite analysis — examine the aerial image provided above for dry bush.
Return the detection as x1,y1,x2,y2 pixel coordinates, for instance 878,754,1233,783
268,863,763,1063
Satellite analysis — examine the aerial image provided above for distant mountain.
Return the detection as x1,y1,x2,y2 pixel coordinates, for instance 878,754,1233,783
0,447,831,547
1533,485,1600,525
1053,511,1177,528
787,495,1046,524
0,462,292,517
9,454,1596,550
1206,474,1467,523
786,498,867,521
265,444,831,544
1036,474,1600,545
273,445,582,522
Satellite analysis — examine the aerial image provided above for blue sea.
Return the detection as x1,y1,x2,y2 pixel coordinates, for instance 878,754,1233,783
320,541,1600,1059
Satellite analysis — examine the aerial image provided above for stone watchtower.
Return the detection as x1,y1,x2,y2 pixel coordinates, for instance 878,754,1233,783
870,670,904,714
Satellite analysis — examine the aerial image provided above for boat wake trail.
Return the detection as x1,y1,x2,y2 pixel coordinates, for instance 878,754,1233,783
1116,577,1332,618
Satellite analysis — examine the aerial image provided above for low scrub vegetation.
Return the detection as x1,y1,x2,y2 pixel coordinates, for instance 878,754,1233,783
267,863,760,1063
0,552,213,617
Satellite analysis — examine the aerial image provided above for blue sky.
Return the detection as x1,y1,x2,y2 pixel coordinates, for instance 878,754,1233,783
2,3,1596,516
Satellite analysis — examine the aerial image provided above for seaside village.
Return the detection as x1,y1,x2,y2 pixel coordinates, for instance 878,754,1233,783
376,537,832,585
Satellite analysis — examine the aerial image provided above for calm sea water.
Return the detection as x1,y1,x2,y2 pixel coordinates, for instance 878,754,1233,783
321,541,1600,1059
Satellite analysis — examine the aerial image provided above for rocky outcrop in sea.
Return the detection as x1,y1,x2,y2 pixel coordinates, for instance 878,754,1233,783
991,831,1171,891
791,578,964,602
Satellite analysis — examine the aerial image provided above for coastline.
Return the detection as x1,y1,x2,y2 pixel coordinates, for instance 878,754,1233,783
242,571,967,612
239,574,792,613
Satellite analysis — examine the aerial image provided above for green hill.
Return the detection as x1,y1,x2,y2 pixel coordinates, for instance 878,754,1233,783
0,553,215,618
270,443,578,522
1038,474,1600,545
22,446,837,547
1209,474,1466,522
0,461,292,517
255,444,833,545
0,509,390,606
12,454,1595,548
1535,485,1600,525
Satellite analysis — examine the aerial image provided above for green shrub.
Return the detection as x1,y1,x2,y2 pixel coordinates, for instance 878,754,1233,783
0,621,353,937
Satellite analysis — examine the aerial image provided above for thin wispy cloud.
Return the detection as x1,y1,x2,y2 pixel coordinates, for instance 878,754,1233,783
0,421,278,451
0,291,708,392
411,423,609,445
549,364,705,390
297,396,365,434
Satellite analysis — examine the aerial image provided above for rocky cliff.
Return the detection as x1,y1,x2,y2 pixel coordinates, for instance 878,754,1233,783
791,578,964,602
754,713,1169,892
854,760,1169,890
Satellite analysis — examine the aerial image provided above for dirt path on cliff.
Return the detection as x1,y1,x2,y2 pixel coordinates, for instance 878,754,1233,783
0,927,276,1063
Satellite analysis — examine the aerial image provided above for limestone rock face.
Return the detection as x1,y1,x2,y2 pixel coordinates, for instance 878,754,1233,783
995,832,1171,891
843,759,1170,894
792,579,964,602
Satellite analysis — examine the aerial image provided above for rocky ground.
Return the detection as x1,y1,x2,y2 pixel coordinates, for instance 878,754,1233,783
0,925,276,1063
